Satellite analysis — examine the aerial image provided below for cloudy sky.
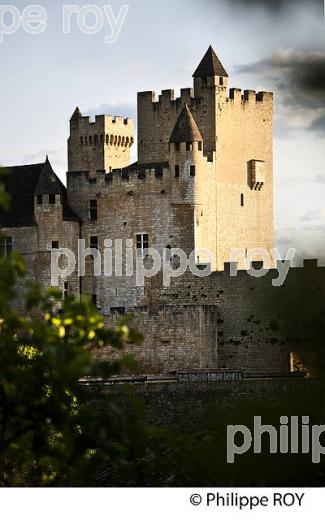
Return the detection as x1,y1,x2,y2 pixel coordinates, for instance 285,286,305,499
0,0,325,262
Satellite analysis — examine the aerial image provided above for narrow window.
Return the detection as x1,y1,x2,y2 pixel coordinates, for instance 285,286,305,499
198,141,202,151
110,307,125,315
64,282,69,300
175,142,180,152
52,241,59,249
190,165,196,177
49,194,56,205
219,77,224,86
89,135,93,145
175,165,180,178
186,142,192,151
90,236,98,250
37,194,42,205
89,199,97,221
94,135,98,144
136,233,149,256
241,193,244,207
80,136,84,145
0,236,12,257
91,294,97,307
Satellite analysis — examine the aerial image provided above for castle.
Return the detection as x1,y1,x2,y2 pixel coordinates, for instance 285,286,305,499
0,47,322,376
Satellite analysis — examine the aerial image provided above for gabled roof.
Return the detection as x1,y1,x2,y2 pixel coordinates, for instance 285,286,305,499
35,157,63,196
193,45,228,78
169,104,202,144
0,158,80,228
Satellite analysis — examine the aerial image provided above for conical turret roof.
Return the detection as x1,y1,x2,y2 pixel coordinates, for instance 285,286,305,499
169,104,202,144
70,106,82,122
193,45,228,78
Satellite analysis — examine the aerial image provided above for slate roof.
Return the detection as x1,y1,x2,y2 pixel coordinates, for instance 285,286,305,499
193,45,228,78
169,104,203,144
70,106,82,122
0,158,80,228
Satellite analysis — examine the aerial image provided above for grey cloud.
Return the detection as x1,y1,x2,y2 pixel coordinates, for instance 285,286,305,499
199,0,322,16
308,113,325,134
236,49,325,141
237,50,325,110
228,0,321,13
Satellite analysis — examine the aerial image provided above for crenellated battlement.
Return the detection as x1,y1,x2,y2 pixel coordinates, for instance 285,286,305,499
223,259,322,274
71,112,132,126
108,162,170,184
68,108,135,174
138,87,199,109
138,86,273,112
70,112,134,150
70,114,134,137
227,88,273,105
67,162,171,190
138,76,273,165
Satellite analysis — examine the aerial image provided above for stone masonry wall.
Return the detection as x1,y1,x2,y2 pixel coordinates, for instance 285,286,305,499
215,90,274,270
95,261,325,376
68,114,134,175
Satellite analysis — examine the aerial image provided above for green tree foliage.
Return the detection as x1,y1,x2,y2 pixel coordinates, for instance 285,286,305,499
0,178,160,486
1,177,325,487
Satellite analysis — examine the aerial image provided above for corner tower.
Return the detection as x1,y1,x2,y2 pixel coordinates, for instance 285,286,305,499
68,107,134,175
169,105,217,267
137,46,228,164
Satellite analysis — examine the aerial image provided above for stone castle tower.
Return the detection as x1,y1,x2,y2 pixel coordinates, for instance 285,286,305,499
66,45,273,304
5,48,323,377
0,46,275,318
137,46,274,270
